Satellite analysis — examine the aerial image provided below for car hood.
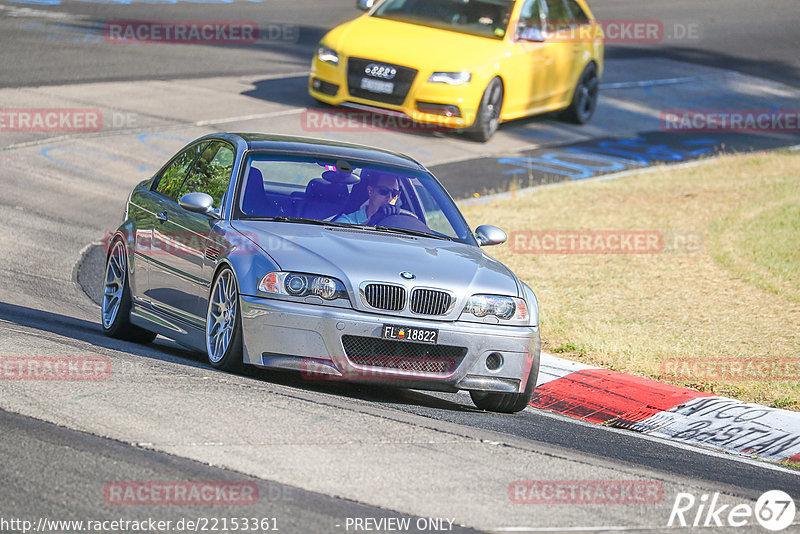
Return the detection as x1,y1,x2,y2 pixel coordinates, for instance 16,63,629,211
326,15,507,71
232,221,520,313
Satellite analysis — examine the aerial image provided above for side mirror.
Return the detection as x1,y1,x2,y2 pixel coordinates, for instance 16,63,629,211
517,25,546,42
356,0,376,11
475,225,507,247
179,192,217,217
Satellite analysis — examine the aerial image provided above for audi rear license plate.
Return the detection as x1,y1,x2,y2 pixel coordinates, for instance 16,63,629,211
361,78,394,94
382,324,438,345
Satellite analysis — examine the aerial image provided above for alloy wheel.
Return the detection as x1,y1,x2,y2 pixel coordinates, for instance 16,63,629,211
206,269,238,363
102,241,126,329
577,70,599,122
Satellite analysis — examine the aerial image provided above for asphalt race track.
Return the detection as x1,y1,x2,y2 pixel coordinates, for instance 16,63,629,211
1,0,800,532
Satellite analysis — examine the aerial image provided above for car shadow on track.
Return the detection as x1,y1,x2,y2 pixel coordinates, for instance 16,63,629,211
0,301,209,367
249,366,477,412
242,75,319,110
241,76,510,144
0,301,474,413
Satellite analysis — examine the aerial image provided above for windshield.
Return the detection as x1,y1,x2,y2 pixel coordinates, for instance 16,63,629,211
236,153,476,245
372,0,515,40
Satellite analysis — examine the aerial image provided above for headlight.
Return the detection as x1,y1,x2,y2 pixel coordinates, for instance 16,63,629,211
316,44,340,66
427,71,472,85
258,272,348,302
463,295,528,321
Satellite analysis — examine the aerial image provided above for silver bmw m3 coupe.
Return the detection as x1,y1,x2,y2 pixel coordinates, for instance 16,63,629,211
102,133,540,412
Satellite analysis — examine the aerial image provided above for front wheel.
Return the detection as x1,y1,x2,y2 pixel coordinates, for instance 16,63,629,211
206,267,244,372
562,63,599,125
466,77,504,142
101,239,157,343
470,335,540,413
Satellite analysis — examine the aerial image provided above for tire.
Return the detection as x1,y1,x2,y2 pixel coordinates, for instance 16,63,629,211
562,63,599,125
101,239,157,343
466,77,504,142
470,333,541,413
205,267,244,372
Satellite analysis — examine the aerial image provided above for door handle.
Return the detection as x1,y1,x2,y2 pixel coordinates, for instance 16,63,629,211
156,212,168,223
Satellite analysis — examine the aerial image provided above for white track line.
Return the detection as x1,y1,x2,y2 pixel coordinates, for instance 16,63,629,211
194,108,304,126
601,72,740,90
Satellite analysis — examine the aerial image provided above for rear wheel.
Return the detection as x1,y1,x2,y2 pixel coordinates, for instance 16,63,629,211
466,77,504,142
205,267,244,372
562,63,599,125
470,334,540,413
101,239,157,343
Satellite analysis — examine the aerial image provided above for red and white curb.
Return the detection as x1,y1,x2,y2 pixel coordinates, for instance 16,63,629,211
533,353,800,464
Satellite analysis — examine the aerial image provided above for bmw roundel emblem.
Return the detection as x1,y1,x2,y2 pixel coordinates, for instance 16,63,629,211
400,272,415,280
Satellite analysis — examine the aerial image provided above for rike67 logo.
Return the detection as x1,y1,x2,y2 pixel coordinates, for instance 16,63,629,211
668,490,795,531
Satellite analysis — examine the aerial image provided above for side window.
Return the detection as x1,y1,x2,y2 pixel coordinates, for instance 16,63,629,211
564,0,590,24
408,178,457,238
153,142,207,199
517,0,546,41
178,141,235,209
154,142,207,199
519,0,543,29
544,0,571,31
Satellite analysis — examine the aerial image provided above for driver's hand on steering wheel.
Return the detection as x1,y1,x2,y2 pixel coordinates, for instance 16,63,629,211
367,204,401,225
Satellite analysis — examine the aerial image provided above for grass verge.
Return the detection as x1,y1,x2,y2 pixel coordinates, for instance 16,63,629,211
459,150,800,408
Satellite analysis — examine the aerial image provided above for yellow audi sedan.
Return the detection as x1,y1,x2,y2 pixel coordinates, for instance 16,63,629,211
309,0,604,141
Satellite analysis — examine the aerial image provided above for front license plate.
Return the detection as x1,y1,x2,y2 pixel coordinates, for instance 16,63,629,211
361,78,395,94
382,324,438,344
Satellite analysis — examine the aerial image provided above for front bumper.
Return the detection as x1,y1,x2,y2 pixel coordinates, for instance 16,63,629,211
240,295,539,394
309,57,484,129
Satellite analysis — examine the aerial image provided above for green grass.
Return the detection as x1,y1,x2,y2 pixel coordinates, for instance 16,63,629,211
711,189,800,303
459,150,800,407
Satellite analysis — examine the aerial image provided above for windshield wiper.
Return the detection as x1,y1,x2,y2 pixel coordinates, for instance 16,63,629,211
374,226,453,241
246,217,454,241
248,216,353,228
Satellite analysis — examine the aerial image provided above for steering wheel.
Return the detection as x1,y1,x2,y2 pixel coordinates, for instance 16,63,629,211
367,208,420,227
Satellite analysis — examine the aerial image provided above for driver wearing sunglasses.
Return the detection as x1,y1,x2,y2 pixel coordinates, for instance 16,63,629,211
335,173,402,225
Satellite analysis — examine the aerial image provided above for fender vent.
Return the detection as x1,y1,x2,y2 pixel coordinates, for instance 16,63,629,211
205,246,220,262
